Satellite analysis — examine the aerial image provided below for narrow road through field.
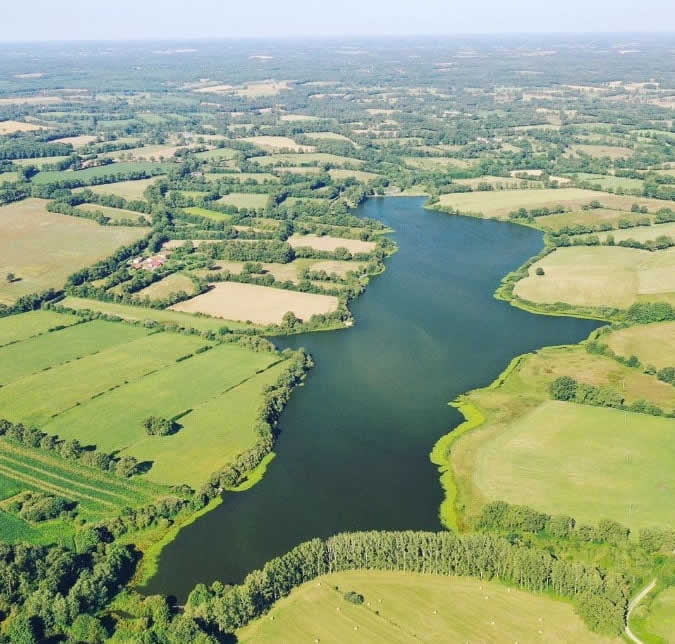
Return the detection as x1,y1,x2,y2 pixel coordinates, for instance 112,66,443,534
625,579,656,644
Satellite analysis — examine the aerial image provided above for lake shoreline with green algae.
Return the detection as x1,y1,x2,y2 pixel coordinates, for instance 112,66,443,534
144,197,601,601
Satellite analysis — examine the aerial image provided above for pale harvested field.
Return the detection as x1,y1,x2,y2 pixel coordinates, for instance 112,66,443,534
602,221,675,243
514,246,675,308
52,135,97,147
0,96,62,105
193,84,233,94
605,321,675,369
102,144,179,161
439,188,675,220
0,199,146,305
0,120,46,134
241,136,314,152
280,114,322,122
568,144,633,159
77,177,165,200
510,169,544,177
287,234,376,254
170,281,338,323
235,80,292,97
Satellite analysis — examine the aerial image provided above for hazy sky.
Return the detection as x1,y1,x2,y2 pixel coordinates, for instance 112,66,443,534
2,0,674,41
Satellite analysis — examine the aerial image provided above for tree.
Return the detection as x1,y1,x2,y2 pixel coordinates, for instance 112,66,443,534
6,272,15,283
69,614,108,643
535,267,545,276
550,376,578,401
143,416,176,436
282,311,300,328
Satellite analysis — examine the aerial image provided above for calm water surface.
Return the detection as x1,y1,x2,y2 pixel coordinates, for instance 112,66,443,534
145,198,601,600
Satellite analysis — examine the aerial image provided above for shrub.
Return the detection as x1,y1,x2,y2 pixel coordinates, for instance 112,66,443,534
550,376,577,401
344,591,365,605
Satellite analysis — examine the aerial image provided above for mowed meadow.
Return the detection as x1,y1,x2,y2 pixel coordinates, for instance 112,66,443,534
237,570,620,644
0,311,290,488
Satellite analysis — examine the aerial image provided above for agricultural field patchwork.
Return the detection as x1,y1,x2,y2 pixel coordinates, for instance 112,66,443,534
0,314,288,488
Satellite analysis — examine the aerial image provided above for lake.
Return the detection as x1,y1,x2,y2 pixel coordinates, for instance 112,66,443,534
144,197,601,600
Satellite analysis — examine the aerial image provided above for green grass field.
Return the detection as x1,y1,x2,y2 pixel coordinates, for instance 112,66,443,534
0,198,148,305
205,171,278,184
448,337,675,531
605,321,675,369
217,192,269,209
59,296,254,330
0,319,148,384
74,203,149,223
182,206,233,221
404,156,476,170
195,148,239,161
0,310,79,347
630,586,675,644
31,162,170,185
0,331,207,425
250,152,364,167
474,400,675,532
40,343,282,486
537,209,648,232
136,273,196,300
237,570,618,643
573,173,645,192
328,168,381,182
76,176,166,200
604,221,675,243
515,246,675,309
129,359,289,487
13,156,71,168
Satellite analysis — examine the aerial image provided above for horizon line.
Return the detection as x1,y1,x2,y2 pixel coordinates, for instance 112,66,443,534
1,30,675,45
